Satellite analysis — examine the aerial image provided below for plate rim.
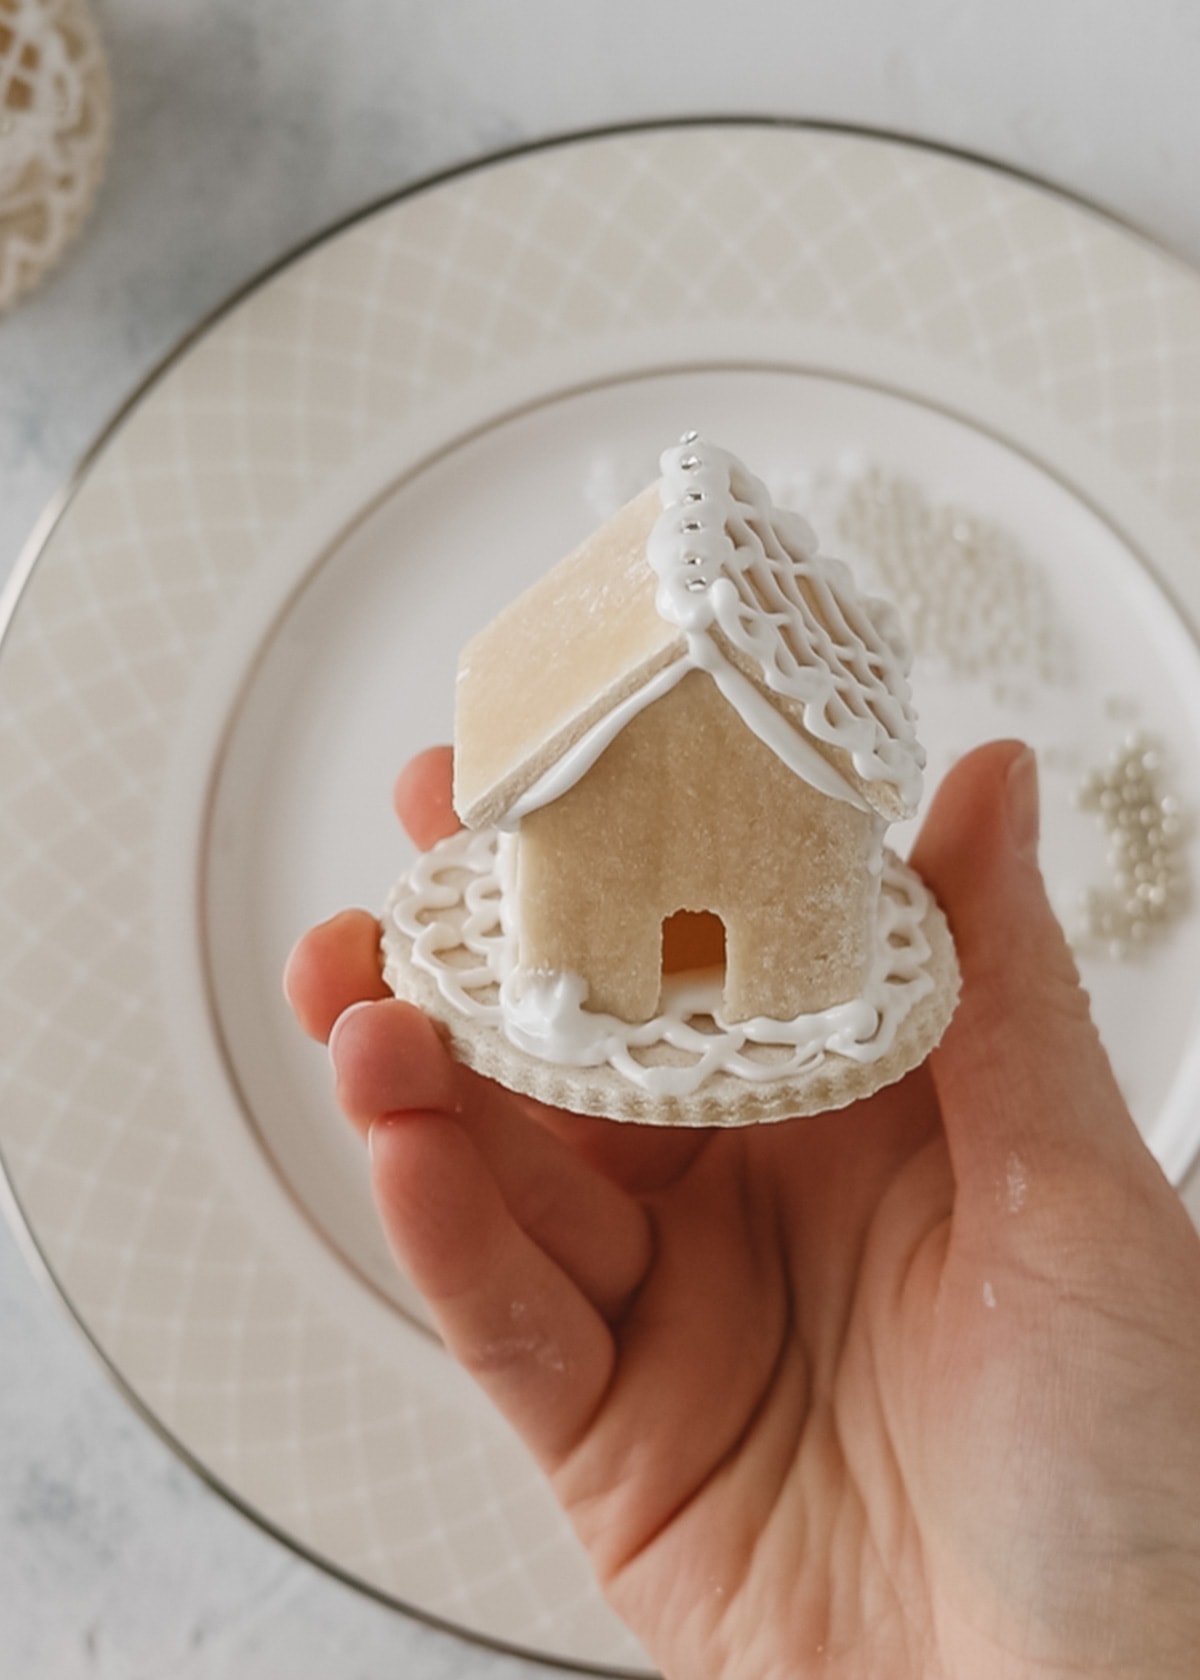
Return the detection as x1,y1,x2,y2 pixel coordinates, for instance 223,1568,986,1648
0,1160,649,1679
4,113,1200,1674
5,109,1196,641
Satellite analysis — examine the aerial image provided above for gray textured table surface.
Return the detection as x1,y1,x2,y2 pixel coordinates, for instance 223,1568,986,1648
4,3,1200,1674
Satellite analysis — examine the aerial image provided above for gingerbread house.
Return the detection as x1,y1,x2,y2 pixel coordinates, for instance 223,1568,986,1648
452,436,925,1028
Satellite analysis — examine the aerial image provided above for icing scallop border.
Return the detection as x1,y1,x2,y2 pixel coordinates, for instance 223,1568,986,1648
382,827,940,1100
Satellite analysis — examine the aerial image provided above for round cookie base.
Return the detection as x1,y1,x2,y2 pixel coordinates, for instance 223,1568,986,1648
381,867,961,1128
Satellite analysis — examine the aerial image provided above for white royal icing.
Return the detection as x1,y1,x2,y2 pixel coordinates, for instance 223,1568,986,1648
647,435,924,814
501,436,923,827
412,437,933,1095
382,828,938,1101
499,658,691,830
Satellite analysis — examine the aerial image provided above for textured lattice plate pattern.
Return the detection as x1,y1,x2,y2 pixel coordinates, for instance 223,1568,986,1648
3,125,1200,1672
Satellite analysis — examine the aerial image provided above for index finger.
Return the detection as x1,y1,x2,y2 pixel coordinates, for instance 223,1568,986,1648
393,745,459,849
283,908,390,1042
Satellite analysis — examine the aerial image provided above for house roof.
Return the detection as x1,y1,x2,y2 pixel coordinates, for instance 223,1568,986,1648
453,437,925,831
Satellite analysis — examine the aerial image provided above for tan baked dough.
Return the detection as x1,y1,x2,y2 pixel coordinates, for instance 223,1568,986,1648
381,845,960,1127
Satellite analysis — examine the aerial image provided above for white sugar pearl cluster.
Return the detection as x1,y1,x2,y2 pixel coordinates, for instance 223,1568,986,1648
836,468,1066,684
1074,735,1190,956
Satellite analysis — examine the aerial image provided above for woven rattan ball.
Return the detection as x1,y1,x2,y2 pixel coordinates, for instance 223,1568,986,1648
0,0,111,311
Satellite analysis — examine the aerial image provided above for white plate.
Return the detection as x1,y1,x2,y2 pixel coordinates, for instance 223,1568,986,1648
3,123,1200,1675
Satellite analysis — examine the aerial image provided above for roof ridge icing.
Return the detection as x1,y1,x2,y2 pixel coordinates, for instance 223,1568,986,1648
647,434,925,817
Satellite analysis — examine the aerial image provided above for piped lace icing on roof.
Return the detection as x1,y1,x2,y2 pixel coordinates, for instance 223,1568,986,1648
648,436,925,816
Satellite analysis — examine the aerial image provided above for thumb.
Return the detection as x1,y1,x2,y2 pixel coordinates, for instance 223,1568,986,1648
911,740,1143,1209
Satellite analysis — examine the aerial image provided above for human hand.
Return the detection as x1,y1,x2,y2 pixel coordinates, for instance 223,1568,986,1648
285,741,1200,1680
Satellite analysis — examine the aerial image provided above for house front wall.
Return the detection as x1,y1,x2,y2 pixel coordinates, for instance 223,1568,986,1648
514,670,884,1024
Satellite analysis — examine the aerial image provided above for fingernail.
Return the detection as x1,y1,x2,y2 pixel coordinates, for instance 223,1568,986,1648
367,1115,407,1166
327,999,374,1068
1005,747,1040,863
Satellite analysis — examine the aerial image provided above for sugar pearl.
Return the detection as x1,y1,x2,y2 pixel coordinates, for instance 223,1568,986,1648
835,468,1073,684
1075,734,1192,957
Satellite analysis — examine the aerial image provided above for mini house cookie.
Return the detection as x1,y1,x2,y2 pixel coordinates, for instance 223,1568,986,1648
382,436,960,1125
